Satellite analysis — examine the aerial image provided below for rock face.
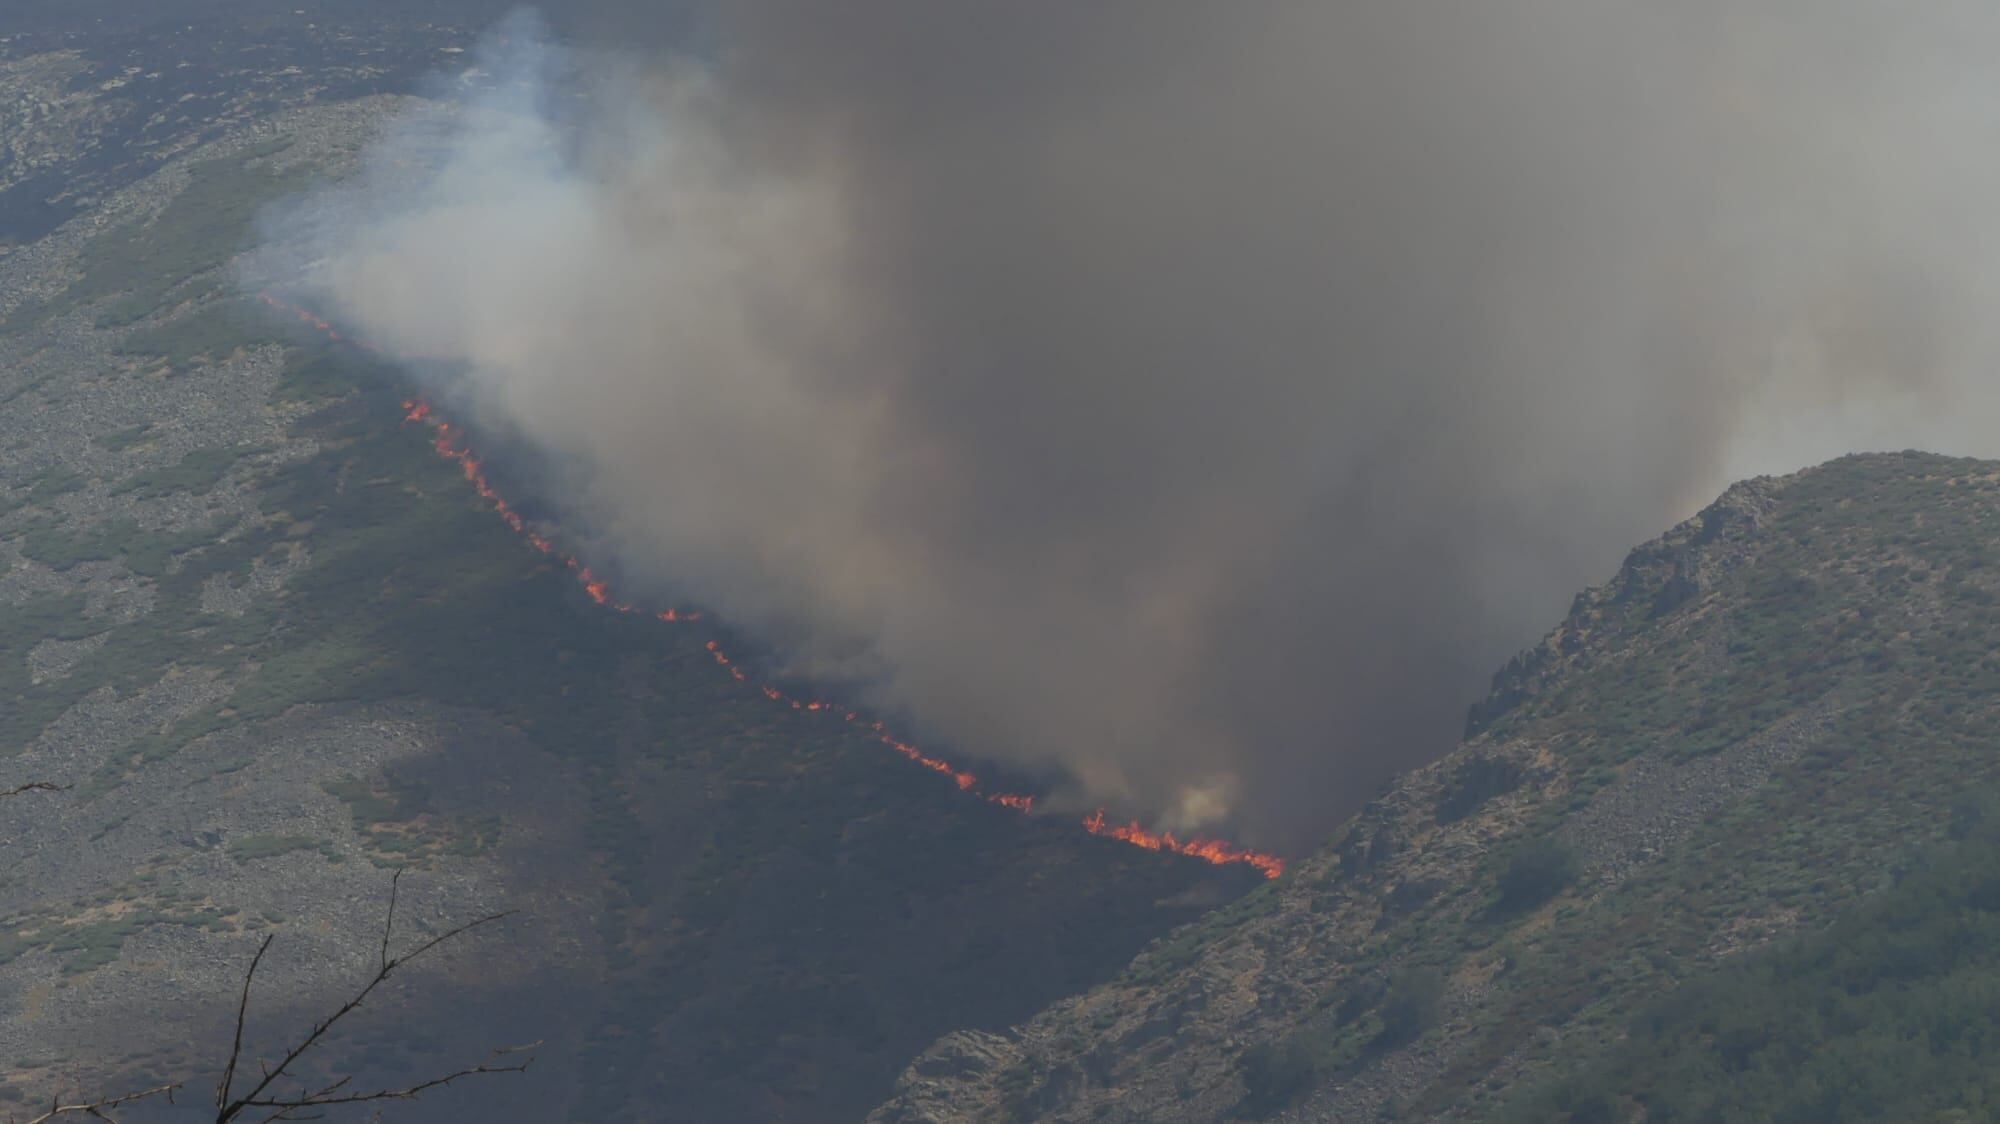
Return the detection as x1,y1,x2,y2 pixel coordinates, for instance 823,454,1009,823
873,452,2000,1122
1465,477,1776,739
876,1032,1028,1124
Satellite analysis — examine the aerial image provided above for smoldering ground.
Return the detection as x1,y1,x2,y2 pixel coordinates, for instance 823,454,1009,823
254,3,2000,850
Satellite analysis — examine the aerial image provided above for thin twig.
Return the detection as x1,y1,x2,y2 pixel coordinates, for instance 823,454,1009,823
19,1082,179,1123
379,870,399,974
215,934,275,1113
241,1044,537,1123
212,877,525,1123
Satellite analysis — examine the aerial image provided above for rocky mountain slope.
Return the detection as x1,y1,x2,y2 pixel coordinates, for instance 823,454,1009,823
875,451,2000,1122
0,25,1255,1123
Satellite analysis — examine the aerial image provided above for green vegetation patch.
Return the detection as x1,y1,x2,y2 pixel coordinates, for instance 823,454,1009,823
1234,966,1448,1119
1132,879,1285,984
1143,455,2000,1122
110,446,258,500
0,593,111,755
0,529,278,761
23,468,86,505
95,424,155,453
82,148,313,328
2,141,310,332
1499,788,2000,1124
226,834,327,863
14,516,222,576
0,592,101,644
1435,755,1526,824
1489,838,1578,918
323,773,431,828
0,903,236,978
321,773,499,868
115,299,286,369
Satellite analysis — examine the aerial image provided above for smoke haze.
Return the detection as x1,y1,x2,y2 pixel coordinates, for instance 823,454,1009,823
259,3,2000,849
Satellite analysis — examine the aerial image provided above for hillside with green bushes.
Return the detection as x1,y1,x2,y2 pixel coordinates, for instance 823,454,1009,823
875,451,2000,1123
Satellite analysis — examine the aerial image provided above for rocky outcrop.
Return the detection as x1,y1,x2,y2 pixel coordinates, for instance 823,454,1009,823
874,452,2000,1122
1466,476,1780,738
874,1031,1027,1124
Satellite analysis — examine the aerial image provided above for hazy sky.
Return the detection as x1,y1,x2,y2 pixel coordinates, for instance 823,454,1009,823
261,3,2000,849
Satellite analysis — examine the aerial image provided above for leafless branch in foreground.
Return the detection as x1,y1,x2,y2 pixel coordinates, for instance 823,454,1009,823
210,870,534,1123
2,787,535,1123
14,1083,180,1123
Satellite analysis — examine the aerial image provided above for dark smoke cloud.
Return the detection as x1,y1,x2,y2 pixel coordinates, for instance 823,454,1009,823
258,3,2000,849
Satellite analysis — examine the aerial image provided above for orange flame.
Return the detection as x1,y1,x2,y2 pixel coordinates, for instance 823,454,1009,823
398,398,702,622
262,292,1285,879
1082,810,1285,880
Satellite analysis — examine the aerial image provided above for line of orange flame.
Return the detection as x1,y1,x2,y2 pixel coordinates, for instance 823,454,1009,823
260,292,1284,879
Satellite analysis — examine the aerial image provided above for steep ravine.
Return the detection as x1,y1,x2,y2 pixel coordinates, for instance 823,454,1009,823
875,452,2000,1122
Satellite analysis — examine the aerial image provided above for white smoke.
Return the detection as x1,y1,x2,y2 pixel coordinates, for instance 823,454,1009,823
255,4,2000,848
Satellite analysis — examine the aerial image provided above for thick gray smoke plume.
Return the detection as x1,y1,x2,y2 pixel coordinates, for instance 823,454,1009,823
265,4,2000,848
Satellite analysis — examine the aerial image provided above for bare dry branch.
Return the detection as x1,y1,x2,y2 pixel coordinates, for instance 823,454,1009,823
211,876,528,1122
240,1043,537,1124
17,869,531,1123
17,1082,179,1123
378,871,399,974
0,782,69,800
215,934,275,1114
